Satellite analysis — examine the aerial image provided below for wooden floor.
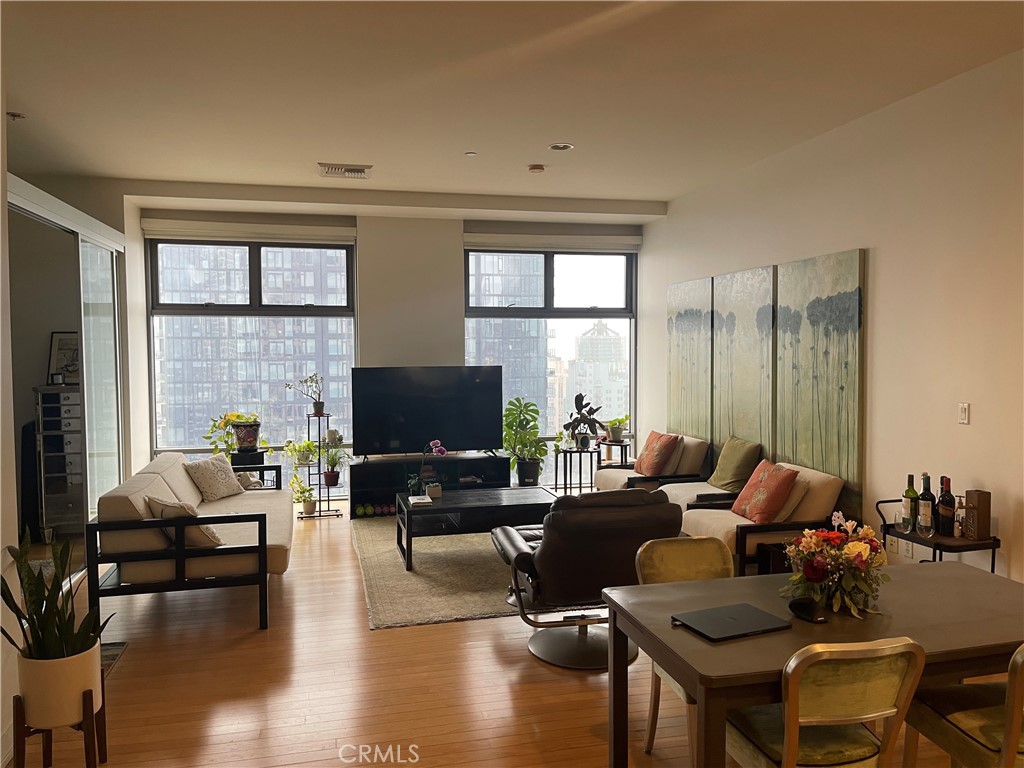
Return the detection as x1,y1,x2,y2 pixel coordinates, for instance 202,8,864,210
29,509,954,768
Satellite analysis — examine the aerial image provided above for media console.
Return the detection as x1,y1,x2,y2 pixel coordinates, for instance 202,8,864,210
349,453,511,519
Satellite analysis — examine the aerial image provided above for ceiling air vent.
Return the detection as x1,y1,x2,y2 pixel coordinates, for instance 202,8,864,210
318,162,373,179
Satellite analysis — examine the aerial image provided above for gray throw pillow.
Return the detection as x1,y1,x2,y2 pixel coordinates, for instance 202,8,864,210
707,436,762,493
145,496,223,548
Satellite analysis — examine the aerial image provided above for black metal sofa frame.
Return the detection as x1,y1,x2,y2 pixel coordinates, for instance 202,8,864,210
85,513,270,629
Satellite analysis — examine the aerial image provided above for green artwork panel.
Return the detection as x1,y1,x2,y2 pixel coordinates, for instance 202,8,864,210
711,267,774,458
667,278,711,441
776,249,864,512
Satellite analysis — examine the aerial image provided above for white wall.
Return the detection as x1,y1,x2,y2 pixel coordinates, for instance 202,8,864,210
355,216,466,367
638,52,1023,579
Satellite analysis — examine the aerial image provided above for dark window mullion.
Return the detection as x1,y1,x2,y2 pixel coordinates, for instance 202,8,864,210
543,251,555,309
249,241,262,309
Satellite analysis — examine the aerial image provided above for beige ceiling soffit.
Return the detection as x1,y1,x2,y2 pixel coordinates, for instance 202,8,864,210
463,233,642,253
140,218,355,244
8,173,125,251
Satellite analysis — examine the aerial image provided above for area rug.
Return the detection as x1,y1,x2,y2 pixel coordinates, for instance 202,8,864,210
350,517,519,629
101,641,128,675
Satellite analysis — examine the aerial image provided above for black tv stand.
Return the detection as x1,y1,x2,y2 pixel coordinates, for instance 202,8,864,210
349,453,510,520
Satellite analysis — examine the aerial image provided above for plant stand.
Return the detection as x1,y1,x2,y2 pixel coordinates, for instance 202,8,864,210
299,412,344,520
13,682,107,768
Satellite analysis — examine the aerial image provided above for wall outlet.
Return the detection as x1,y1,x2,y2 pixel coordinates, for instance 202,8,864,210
886,537,900,556
902,540,914,560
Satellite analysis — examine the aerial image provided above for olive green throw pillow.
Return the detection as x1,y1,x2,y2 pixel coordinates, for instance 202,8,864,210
708,436,762,493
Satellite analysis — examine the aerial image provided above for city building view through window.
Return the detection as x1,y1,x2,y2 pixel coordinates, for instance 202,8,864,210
150,243,634,490
150,242,355,453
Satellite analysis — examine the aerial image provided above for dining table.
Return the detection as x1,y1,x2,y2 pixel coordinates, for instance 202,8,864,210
603,561,1024,767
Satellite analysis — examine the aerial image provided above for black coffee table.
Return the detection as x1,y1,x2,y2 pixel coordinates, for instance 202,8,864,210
396,486,556,571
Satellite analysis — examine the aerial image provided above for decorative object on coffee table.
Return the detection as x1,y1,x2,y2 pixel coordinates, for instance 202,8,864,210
286,371,325,416
408,440,447,495
502,398,547,487
779,511,888,617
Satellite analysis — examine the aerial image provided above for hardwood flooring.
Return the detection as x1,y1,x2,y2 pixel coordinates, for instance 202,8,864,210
28,509,954,767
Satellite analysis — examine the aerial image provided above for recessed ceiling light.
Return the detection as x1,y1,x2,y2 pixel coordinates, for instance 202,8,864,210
464,151,478,157
528,164,546,173
548,143,574,151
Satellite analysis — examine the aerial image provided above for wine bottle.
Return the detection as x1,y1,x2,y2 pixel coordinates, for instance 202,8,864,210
937,476,956,537
899,474,918,533
917,472,935,537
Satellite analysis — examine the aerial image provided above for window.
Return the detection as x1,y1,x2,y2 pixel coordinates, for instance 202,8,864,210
465,250,636,443
149,240,355,451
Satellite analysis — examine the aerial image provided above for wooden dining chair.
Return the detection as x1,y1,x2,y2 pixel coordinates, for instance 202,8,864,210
903,641,1024,768
725,637,925,768
634,536,734,762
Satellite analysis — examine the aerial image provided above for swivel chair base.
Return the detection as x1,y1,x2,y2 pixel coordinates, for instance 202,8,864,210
528,625,639,670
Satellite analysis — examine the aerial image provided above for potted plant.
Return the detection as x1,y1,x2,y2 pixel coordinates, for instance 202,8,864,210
204,411,265,455
407,440,447,495
605,414,630,443
286,372,325,416
562,393,605,449
284,439,318,465
502,397,548,487
289,475,317,516
1,533,111,733
322,447,352,487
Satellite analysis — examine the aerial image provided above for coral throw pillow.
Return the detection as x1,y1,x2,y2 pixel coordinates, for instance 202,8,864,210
634,431,681,476
732,460,799,524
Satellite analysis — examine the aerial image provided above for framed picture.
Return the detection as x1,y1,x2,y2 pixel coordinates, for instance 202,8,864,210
48,331,80,385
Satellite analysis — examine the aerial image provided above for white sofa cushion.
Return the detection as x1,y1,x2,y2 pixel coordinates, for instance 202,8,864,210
120,488,294,582
681,508,755,554
97,473,175,554
593,433,709,491
136,452,204,508
775,463,843,522
660,481,721,509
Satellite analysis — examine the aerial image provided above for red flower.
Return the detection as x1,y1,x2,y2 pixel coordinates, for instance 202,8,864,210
819,531,848,546
851,552,870,570
803,555,829,583
867,538,881,553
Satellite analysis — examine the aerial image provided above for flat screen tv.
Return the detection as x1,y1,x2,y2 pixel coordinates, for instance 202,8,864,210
352,365,503,456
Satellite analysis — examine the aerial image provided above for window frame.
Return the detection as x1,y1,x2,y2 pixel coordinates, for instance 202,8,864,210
464,249,636,319
464,248,638,444
147,239,355,318
146,238,356,453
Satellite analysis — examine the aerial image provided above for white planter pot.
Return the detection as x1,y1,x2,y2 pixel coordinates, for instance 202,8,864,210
17,641,102,729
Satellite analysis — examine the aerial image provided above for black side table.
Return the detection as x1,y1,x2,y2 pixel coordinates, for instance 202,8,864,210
554,449,598,494
597,441,630,468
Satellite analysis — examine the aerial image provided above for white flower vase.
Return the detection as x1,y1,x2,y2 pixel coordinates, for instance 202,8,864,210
17,641,102,729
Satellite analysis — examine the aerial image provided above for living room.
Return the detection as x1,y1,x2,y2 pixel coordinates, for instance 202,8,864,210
1,2,1022,766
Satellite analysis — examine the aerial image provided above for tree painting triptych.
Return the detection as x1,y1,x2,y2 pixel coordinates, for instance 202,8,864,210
667,249,864,509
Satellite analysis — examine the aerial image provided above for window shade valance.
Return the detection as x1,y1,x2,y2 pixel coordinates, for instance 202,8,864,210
141,217,356,244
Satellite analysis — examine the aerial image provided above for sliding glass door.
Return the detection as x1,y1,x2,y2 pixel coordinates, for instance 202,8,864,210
79,238,122,515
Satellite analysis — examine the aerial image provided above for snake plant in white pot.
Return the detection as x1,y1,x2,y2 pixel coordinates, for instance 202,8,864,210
2,532,111,730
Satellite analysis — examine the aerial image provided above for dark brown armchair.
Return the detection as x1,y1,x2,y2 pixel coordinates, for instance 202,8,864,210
491,488,682,669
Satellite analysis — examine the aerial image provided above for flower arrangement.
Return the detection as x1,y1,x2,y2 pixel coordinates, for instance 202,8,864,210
408,439,447,494
780,511,890,618
203,411,264,454
285,373,324,402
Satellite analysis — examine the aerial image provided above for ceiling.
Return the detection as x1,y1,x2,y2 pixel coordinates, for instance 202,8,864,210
3,1,1022,209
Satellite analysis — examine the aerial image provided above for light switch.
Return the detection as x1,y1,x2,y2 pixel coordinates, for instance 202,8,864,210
957,402,970,425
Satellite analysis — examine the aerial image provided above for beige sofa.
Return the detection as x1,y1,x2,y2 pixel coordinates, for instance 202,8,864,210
660,462,844,574
86,452,293,629
593,433,709,491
